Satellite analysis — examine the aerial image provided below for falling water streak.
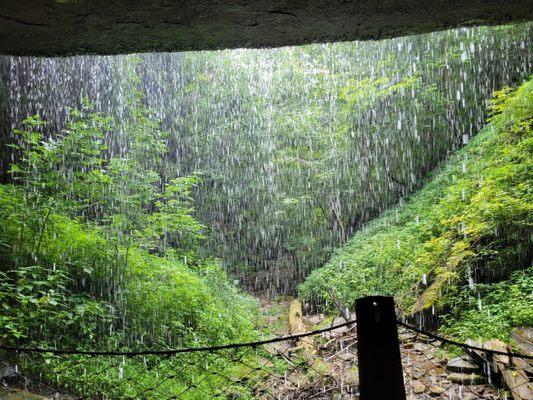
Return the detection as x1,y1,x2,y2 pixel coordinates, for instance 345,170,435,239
0,24,530,304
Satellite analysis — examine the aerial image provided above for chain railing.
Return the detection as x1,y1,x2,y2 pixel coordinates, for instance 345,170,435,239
1,297,531,399
398,321,533,400
0,319,359,400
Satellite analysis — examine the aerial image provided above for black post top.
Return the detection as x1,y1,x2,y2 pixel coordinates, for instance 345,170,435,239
356,295,406,400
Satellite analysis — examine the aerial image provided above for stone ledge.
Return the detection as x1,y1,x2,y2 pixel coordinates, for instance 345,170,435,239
0,0,532,56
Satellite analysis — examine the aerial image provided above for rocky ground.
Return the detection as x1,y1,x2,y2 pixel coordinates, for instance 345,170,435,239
257,299,528,400
399,331,503,400
1,300,530,399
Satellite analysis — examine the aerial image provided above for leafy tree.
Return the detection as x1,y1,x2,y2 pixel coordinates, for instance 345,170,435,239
0,63,258,398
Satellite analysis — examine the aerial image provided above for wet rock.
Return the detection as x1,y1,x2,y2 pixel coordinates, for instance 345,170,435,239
399,332,417,342
448,372,486,384
336,351,356,362
446,356,481,374
510,326,533,356
412,380,426,394
410,367,426,379
332,317,349,327
327,317,349,338
3,0,532,57
305,315,323,327
413,342,432,353
428,384,445,396
461,393,480,400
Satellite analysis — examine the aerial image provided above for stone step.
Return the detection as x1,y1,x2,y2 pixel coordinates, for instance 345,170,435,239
448,371,486,385
446,356,482,374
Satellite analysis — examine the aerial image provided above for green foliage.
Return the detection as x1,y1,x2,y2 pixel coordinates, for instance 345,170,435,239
168,24,532,286
19,350,266,399
4,24,531,292
8,96,203,259
1,111,257,347
0,64,258,398
299,77,533,340
441,270,533,341
0,265,112,342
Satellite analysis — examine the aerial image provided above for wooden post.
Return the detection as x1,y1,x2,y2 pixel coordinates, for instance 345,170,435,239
356,296,406,400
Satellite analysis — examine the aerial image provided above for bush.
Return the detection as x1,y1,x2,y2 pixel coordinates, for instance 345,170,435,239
299,77,532,340
0,84,259,397
441,270,533,341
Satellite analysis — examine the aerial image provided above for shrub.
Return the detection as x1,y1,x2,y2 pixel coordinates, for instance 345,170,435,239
299,77,532,340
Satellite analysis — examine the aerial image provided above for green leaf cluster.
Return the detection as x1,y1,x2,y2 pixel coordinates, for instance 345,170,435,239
440,270,533,341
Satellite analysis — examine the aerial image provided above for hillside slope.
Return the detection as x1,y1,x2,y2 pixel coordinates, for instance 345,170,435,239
300,78,532,340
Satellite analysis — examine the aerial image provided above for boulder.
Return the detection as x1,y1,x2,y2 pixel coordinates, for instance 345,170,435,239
446,356,481,374
411,380,426,394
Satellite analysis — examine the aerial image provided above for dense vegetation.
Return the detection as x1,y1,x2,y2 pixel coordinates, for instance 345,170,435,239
0,23,531,398
2,24,531,293
300,77,533,340
0,79,258,397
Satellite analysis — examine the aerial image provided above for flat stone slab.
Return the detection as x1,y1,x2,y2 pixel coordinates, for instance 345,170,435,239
446,356,481,374
448,372,486,385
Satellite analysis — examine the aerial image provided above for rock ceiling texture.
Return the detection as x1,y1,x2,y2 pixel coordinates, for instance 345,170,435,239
1,0,532,56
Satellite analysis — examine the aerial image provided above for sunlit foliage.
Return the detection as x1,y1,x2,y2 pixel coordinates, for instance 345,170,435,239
300,77,532,339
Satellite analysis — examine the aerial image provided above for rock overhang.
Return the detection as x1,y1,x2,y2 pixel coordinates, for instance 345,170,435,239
0,1,532,56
